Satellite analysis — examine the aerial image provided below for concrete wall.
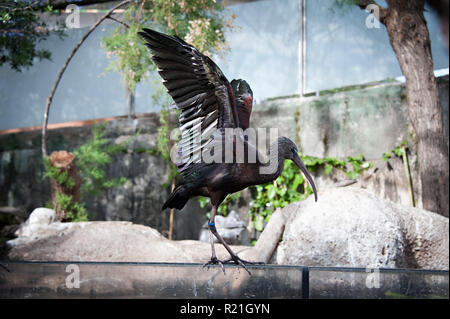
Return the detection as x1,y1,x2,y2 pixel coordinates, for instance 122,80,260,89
250,76,448,209
0,77,448,238
253,82,410,160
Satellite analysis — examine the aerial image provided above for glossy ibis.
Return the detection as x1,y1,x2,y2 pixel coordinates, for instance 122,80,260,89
139,28,317,273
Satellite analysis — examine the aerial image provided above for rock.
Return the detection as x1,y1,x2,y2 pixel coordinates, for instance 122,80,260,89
5,208,289,264
6,220,235,262
199,211,250,245
9,208,59,243
27,208,56,225
276,187,449,270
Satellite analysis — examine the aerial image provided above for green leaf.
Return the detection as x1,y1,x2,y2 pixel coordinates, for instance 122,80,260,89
361,162,371,169
347,171,359,179
324,163,333,176
254,215,265,232
392,146,403,157
198,196,210,208
267,187,276,200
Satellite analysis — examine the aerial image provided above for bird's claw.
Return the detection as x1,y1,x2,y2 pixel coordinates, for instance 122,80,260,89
203,256,264,276
203,257,226,274
222,256,265,276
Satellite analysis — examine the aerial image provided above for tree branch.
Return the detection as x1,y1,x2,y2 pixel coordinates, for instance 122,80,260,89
41,0,132,157
356,0,389,24
106,16,130,29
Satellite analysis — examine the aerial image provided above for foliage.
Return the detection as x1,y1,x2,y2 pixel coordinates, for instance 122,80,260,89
301,154,372,179
55,192,89,222
382,141,408,163
43,157,75,189
392,141,407,158
249,159,312,232
44,124,129,221
102,17,153,93
382,152,392,162
0,0,65,71
346,155,373,179
73,124,128,198
102,0,234,93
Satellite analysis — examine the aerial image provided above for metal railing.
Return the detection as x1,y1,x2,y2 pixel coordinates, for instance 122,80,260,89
0,261,447,299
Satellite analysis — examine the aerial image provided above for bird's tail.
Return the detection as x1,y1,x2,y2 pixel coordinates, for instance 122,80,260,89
162,185,189,210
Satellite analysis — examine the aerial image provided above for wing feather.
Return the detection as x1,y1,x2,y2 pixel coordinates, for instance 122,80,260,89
139,28,239,176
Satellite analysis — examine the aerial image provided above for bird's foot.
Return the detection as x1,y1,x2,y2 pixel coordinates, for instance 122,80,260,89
202,256,264,276
203,256,226,274
222,255,265,276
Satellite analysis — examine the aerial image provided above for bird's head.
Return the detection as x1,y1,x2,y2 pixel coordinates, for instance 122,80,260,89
231,79,253,99
232,79,253,109
277,137,318,202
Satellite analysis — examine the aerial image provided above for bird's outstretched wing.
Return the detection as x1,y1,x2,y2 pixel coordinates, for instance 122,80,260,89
138,28,239,175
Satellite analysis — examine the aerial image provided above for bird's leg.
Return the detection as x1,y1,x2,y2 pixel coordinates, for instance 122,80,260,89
206,206,263,275
203,206,225,273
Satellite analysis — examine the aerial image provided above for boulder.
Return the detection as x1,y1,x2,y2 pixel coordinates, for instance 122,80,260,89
11,208,57,242
5,208,286,264
27,208,56,225
276,187,449,270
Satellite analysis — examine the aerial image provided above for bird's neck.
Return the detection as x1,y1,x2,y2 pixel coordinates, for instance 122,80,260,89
258,142,285,183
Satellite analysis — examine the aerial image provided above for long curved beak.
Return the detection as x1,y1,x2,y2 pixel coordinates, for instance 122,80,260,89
293,153,318,202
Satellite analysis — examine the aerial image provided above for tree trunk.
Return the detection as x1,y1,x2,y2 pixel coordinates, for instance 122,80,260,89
384,0,449,216
49,151,81,221
126,86,135,119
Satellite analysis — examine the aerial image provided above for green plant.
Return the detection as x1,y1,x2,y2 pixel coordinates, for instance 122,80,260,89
249,159,313,232
55,192,89,222
43,157,76,189
73,124,128,198
382,141,407,163
102,0,234,94
382,152,392,162
0,1,65,71
346,155,372,179
44,124,129,221
392,141,407,158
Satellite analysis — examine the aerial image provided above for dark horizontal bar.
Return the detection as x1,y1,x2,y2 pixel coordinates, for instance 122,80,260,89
1,260,448,275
